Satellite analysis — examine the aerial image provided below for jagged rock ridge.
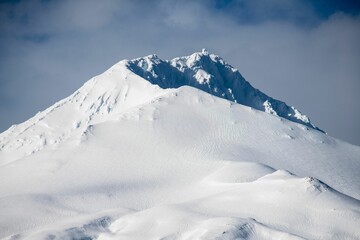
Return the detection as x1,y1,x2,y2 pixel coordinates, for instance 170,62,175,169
128,49,320,130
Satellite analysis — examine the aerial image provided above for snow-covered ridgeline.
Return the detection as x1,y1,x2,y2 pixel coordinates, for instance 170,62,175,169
127,49,320,131
0,61,173,165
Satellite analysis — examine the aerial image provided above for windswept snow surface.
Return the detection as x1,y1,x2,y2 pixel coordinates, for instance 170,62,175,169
0,51,359,239
127,49,320,131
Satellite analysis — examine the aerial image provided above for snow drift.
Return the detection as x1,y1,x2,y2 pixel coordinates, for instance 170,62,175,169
0,50,359,240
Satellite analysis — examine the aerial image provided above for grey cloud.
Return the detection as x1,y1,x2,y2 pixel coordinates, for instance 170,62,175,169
215,0,318,26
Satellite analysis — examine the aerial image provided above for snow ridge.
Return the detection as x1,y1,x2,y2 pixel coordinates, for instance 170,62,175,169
127,49,321,131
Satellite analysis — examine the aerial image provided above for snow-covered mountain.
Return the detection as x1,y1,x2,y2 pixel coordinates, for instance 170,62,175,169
0,50,359,240
128,49,319,130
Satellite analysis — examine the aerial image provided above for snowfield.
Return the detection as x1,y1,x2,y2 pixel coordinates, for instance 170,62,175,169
0,50,359,239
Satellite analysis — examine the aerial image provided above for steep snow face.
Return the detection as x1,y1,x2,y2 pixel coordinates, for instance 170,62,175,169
127,49,320,130
1,87,359,239
0,61,172,165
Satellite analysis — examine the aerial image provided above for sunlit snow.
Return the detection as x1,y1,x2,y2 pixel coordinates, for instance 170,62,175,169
0,50,359,240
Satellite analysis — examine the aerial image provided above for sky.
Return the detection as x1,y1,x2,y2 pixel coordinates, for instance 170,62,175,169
0,0,359,145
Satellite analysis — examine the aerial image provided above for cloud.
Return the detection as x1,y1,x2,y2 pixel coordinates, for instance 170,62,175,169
216,0,318,25
0,0,359,145
1,0,123,34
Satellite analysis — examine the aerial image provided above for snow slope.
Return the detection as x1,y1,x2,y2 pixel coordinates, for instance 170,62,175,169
128,49,320,130
0,51,359,239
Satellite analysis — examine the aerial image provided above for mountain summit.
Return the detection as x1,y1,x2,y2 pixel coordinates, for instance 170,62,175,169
128,49,319,130
0,50,359,239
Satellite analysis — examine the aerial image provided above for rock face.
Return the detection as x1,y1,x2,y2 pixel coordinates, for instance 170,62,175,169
128,49,320,130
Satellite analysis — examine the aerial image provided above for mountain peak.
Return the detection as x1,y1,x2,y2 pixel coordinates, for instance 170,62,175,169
2,49,360,240
187,48,211,61
201,48,209,55
127,50,320,131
